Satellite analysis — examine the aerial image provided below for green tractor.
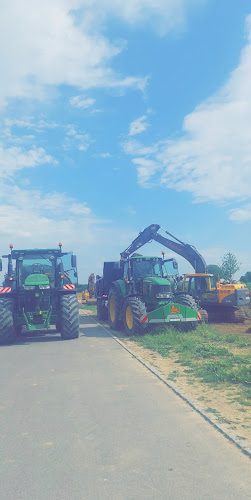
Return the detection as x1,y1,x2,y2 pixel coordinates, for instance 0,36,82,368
96,253,200,335
0,244,79,343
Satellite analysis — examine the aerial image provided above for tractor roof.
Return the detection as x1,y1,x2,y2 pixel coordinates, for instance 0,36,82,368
10,249,69,259
129,255,161,260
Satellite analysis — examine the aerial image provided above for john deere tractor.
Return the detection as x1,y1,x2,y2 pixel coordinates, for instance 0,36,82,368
96,252,200,335
0,244,79,343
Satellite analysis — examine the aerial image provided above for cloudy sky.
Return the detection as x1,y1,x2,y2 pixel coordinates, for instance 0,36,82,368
0,0,251,281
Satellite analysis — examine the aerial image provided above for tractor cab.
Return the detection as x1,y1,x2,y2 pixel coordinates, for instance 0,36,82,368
182,273,218,303
125,255,177,310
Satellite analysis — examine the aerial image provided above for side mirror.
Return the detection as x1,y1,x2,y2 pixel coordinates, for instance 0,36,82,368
0,259,2,272
173,260,178,269
71,255,77,268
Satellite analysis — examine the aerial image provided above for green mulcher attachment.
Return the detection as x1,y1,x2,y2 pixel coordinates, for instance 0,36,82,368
0,244,79,344
146,302,199,325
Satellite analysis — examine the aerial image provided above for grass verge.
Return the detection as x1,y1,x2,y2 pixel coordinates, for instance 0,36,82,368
79,304,97,312
130,323,251,406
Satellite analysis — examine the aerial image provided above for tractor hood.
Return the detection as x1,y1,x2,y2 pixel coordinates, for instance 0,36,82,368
24,274,50,286
143,276,171,286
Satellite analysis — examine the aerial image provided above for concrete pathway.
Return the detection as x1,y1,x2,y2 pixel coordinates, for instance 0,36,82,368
0,314,250,499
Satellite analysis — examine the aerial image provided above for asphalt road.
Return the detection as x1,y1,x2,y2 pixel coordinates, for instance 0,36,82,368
0,313,250,500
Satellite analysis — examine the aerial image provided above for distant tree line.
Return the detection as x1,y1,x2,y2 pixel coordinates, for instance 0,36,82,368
208,251,240,282
239,271,251,283
75,283,88,292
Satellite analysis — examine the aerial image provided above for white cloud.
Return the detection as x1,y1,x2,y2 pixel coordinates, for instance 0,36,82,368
125,14,251,216
127,206,137,215
80,0,204,34
0,1,140,106
70,95,96,109
0,145,56,178
229,205,251,223
64,126,91,151
0,0,204,107
122,138,158,156
78,144,89,152
0,182,140,282
100,152,112,158
129,115,149,136
132,157,162,186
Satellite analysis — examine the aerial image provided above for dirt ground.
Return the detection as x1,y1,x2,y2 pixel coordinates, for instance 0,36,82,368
212,322,251,336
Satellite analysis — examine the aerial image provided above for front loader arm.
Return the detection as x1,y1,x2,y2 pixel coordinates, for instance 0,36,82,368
120,223,207,273
120,224,160,259
153,233,207,273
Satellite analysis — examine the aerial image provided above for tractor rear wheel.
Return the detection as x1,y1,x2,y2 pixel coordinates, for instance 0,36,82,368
0,298,22,335
60,295,79,340
174,293,198,332
122,297,147,336
0,302,15,344
97,298,107,321
108,288,121,330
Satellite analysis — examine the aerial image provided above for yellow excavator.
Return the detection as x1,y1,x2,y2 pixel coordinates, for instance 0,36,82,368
82,273,97,304
121,224,250,323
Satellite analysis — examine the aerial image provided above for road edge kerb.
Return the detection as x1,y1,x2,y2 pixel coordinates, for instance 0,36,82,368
80,312,251,460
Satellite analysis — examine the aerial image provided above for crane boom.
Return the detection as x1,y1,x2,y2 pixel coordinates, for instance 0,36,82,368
120,224,207,273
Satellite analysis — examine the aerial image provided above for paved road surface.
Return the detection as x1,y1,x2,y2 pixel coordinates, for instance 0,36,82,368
0,313,250,500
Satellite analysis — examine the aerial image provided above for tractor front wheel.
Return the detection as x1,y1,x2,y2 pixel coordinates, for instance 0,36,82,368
0,302,15,344
60,295,79,340
97,298,108,321
122,297,147,336
108,288,121,330
174,293,198,332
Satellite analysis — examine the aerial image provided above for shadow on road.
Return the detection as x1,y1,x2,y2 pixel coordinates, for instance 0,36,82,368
0,331,63,347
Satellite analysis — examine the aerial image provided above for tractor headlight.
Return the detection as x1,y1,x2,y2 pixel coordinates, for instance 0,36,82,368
39,285,50,289
23,285,35,290
156,293,171,299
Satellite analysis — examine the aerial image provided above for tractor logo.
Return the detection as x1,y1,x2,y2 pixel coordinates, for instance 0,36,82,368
170,305,180,314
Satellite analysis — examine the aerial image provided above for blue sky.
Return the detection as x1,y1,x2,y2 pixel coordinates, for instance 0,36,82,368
1,0,251,282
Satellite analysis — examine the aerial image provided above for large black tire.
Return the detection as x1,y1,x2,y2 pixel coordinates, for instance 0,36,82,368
122,297,147,336
0,297,14,311
60,295,79,340
0,298,22,335
199,308,209,324
0,303,15,344
174,293,198,332
108,288,122,330
97,298,108,321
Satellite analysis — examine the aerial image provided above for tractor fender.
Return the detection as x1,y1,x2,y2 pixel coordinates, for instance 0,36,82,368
110,280,127,300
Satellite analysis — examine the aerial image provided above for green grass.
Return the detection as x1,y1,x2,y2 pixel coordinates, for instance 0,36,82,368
130,323,251,405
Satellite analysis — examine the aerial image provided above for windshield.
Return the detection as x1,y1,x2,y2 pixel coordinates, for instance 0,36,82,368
132,259,162,279
60,254,78,285
162,261,178,278
17,255,55,285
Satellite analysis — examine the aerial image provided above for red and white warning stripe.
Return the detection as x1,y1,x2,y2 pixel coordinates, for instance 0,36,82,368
0,287,11,293
140,313,148,323
63,284,75,290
